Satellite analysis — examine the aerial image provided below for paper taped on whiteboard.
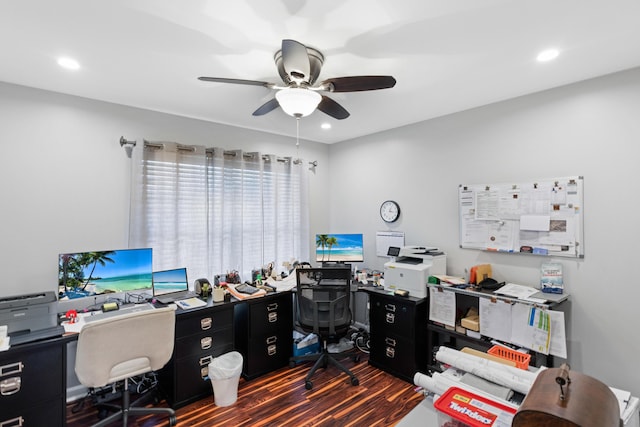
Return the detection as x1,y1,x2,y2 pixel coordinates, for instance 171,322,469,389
520,215,550,231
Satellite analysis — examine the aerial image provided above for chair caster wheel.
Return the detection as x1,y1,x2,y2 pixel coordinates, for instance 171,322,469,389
353,355,361,363
169,415,177,426
305,380,313,390
351,377,359,386
97,408,109,420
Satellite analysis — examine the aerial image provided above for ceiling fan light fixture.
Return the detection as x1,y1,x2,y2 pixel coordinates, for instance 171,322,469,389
57,56,80,70
276,88,321,117
537,48,559,62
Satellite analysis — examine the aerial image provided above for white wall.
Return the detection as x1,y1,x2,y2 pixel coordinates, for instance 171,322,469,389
0,82,331,396
328,67,640,396
0,82,330,300
3,67,640,398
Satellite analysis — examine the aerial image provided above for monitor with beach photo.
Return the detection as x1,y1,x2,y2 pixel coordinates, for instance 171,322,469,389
315,233,364,264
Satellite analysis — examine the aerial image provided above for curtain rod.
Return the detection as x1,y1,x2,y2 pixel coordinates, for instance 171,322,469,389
142,140,312,165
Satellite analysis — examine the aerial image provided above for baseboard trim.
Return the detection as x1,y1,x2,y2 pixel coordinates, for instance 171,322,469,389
66,384,89,403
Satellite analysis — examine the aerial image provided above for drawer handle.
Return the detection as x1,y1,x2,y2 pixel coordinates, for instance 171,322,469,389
0,377,21,396
268,312,278,323
267,344,277,356
201,336,212,350
0,362,24,378
267,302,278,311
0,416,24,427
199,355,213,366
200,317,212,330
266,336,277,345
200,367,209,380
385,303,396,312
385,347,396,358
386,313,395,324
385,337,396,347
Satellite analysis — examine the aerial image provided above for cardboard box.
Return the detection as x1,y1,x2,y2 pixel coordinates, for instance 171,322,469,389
461,308,480,331
461,315,479,331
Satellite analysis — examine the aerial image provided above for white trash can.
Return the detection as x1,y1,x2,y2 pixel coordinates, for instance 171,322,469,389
208,351,243,407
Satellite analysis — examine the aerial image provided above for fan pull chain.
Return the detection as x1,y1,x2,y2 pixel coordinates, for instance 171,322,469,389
296,117,300,159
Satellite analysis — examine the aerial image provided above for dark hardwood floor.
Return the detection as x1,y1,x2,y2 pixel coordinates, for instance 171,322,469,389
66,354,424,426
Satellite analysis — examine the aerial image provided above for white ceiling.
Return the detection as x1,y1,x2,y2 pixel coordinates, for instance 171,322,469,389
2,0,640,144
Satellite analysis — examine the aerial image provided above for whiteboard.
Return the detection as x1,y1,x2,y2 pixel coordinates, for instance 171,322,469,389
458,176,584,258
375,231,405,256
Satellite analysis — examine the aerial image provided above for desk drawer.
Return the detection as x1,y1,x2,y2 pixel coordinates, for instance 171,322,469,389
248,297,293,337
176,306,233,338
244,331,292,378
369,331,416,382
0,343,63,407
174,343,233,405
174,327,233,359
370,297,414,336
1,398,64,427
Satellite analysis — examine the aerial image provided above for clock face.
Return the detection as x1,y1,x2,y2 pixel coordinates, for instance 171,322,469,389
380,200,400,223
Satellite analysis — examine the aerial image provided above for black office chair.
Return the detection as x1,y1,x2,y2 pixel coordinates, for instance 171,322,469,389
290,267,360,390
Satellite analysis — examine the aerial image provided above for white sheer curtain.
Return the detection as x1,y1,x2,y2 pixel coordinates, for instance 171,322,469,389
129,141,309,283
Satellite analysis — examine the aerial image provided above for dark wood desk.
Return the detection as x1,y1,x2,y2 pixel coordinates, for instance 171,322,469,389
234,291,293,380
362,287,428,383
157,298,235,408
0,290,293,422
0,335,73,427
158,290,293,408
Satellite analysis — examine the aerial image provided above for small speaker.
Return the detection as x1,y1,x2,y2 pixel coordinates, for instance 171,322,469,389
194,278,211,296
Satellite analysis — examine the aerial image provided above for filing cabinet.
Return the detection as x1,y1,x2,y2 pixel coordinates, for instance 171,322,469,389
159,303,234,408
367,290,428,383
234,291,293,379
0,338,67,427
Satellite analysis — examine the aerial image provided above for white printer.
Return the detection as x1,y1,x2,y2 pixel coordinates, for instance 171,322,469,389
383,246,446,298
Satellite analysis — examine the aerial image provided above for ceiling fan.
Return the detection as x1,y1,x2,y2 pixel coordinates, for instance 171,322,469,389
198,39,396,120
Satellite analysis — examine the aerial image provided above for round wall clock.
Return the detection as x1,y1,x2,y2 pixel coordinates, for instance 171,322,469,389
380,200,400,223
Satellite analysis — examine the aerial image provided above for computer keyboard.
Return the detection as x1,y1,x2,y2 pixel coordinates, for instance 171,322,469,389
235,283,260,295
83,303,156,323
9,325,66,345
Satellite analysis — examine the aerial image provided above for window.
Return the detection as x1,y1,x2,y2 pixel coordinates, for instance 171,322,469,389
129,142,309,282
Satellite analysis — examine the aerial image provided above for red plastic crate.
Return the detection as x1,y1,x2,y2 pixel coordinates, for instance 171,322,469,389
487,345,531,370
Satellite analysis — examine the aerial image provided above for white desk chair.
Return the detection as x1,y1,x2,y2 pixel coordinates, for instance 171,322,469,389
74,306,177,426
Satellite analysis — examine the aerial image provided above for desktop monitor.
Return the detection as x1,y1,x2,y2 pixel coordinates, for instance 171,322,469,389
58,248,153,300
315,233,364,263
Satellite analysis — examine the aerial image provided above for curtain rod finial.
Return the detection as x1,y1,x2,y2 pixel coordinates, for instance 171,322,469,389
120,136,136,158
120,136,137,148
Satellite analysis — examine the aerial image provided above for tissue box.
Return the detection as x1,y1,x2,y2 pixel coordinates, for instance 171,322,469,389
293,332,319,358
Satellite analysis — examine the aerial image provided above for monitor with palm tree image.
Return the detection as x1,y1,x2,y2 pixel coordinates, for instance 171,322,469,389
58,248,153,300
315,233,364,263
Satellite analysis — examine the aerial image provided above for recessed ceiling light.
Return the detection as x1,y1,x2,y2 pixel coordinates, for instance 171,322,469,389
536,49,559,62
321,123,331,130
57,57,80,70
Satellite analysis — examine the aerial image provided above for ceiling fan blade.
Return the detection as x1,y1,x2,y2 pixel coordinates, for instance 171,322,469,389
320,76,396,92
281,39,311,82
317,96,350,120
252,98,280,116
198,76,273,88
